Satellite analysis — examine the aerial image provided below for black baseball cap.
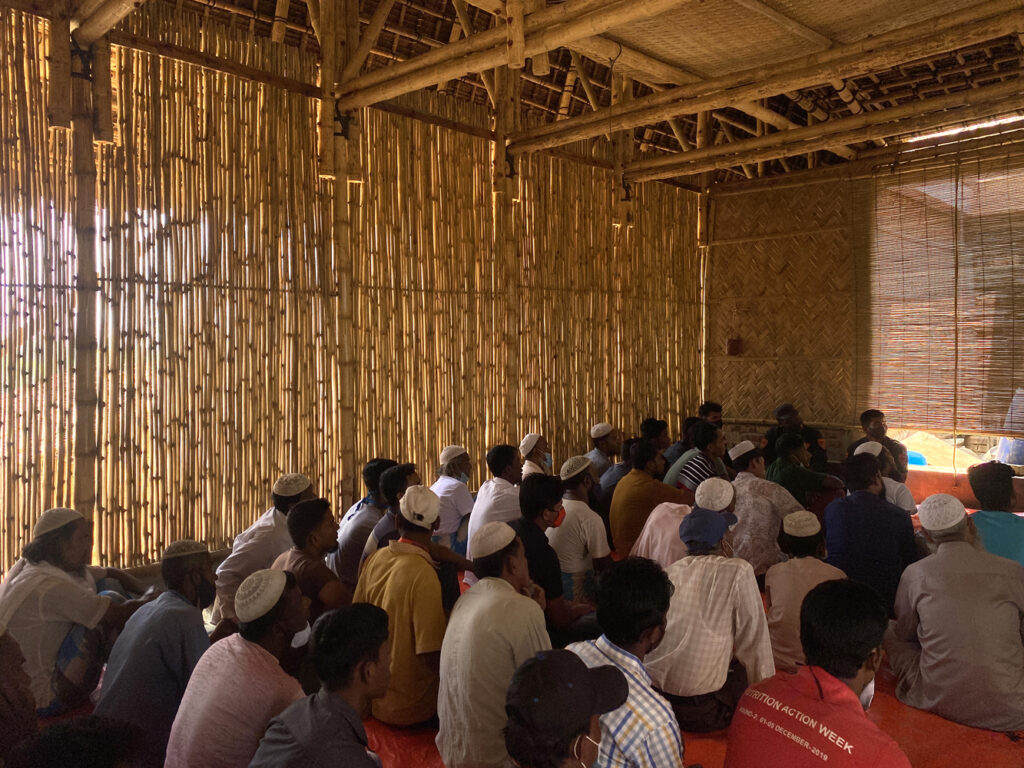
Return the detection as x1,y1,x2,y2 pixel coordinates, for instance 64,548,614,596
506,650,628,742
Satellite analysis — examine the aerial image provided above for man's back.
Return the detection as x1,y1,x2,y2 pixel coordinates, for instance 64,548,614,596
214,507,291,621
730,473,803,576
328,497,385,591
972,509,1024,568
724,666,911,768
464,478,519,586
610,470,686,556
765,558,846,672
886,541,1024,731
824,491,919,610
765,459,825,508
437,578,550,768
353,542,447,725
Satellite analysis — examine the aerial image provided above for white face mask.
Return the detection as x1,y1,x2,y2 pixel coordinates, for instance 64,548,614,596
859,677,875,710
290,622,312,649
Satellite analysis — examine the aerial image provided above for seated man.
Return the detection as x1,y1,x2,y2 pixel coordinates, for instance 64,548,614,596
630,502,691,569
430,445,475,554
568,558,685,768
725,580,911,768
437,522,550,768
511,474,596,641
764,511,846,672
728,440,803,584
853,442,915,513
95,541,215,766
968,460,1024,568
328,458,397,591
664,419,728,490
586,422,622,479
273,498,351,624
354,485,448,725
547,456,612,603
640,418,673,453
763,403,828,471
362,463,420,561
0,633,37,763
465,444,522,587
645,479,774,732
663,416,701,468
213,473,314,628
846,408,909,483
825,454,920,611
250,604,391,768
0,508,152,715
7,715,145,768
165,569,308,768
505,650,628,768
765,433,842,508
521,432,553,477
884,494,1024,732
610,441,691,556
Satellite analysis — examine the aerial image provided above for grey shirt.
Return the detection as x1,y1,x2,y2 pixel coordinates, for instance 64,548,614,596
884,540,1024,732
585,447,612,480
249,689,380,768
328,496,386,591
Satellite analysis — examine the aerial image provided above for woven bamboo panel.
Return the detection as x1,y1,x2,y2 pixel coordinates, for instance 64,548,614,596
706,180,857,425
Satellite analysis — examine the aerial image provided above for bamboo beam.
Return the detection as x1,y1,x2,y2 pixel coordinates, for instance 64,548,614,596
626,76,1024,182
48,0,72,129
305,0,321,41
570,51,601,111
339,0,396,82
507,4,1024,153
270,0,290,43
568,34,700,85
336,0,693,109
505,0,526,69
731,0,832,49
451,0,496,105
527,0,551,78
73,0,146,46
557,66,578,119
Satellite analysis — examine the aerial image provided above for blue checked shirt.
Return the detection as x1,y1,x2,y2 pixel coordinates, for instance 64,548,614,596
567,635,685,768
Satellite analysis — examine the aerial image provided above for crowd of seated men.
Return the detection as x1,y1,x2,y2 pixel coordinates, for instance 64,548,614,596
1,401,1022,768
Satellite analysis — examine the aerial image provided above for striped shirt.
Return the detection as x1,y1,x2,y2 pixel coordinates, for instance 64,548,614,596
567,635,685,768
677,453,717,491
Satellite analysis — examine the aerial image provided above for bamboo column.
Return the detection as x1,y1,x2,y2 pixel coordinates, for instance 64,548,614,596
71,46,99,520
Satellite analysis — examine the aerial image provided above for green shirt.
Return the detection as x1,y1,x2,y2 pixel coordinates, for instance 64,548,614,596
765,459,826,507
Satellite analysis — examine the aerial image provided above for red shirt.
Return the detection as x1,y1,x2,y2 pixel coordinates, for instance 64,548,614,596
724,667,911,768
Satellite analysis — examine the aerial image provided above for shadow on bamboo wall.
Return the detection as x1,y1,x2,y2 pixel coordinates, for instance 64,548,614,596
0,6,700,574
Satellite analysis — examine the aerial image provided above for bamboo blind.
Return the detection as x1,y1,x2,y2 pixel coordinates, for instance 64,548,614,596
0,5,700,575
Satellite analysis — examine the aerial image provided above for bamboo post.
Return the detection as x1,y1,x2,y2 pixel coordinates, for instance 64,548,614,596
338,0,396,83
505,0,526,70
318,0,336,177
611,75,634,228
71,46,99,521
48,0,72,129
91,36,114,143
271,0,290,43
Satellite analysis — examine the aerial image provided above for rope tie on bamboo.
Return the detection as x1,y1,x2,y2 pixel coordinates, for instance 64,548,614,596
70,42,92,81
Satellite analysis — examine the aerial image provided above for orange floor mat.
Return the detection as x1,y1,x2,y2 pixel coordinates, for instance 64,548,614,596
365,717,444,768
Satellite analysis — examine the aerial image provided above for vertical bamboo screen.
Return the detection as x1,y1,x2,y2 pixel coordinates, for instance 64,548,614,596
0,6,700,574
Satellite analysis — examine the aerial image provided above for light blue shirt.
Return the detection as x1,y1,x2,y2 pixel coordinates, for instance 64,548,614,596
973,509,1024,568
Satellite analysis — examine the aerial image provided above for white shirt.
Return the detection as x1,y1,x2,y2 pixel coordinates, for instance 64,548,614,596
546,499,610,574
0,561,111,708
644,555,774,697
464,478,520,586
214,507,293,621
629,503,691,570
431,475,476,536
883,477,917,513
436,578,550,768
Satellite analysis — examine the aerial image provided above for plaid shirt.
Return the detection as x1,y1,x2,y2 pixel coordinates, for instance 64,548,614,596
567,635,685,768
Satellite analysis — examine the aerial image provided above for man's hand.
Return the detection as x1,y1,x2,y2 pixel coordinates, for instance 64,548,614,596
522,582,546,612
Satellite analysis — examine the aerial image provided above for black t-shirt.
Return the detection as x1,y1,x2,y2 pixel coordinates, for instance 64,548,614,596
510,517,563,602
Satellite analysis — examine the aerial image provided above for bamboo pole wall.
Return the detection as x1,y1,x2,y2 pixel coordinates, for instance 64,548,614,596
0,5,700,574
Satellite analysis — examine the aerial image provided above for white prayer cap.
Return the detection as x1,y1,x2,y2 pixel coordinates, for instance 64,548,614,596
32,508,84,539
400,485,440,528
471,521,517,560
590,422,613,439
520,433,542,456
440,445,468,465
782,510,821,538
917,494,966,531
235,569,288,623
162,540,210,560
853,441,884,457
273,473,311,496
559,455,592,481
728,440,758,461
694,477,735,512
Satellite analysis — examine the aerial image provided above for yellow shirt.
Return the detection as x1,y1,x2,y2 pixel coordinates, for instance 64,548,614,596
353,540,447,725
610,470,690,556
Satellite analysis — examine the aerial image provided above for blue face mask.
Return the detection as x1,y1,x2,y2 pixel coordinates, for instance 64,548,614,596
458,472,470,485
543,452,553,469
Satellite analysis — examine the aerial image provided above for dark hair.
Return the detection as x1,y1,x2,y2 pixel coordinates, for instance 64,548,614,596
801,579,887,679
691,420,721,450
519,474,564,521
380,463,416,508
505,700,584,768
629,440,659,472
487,445,520,477
474,536,522,580
596,558,673,647
363,459,398,495
161,551,212,592
731,448,760,472
775,432,805,459
286,498,332,548
311,603,389,691
239,571,298,641
780,530,824,558
845,454,880,491
698,401,723,418
22,522,79,565
272,490,306,515
681,416,701,443
619,438,641,468
859,409,885,428
7,716,144,768
640,418,668,441
968,461,1015,511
